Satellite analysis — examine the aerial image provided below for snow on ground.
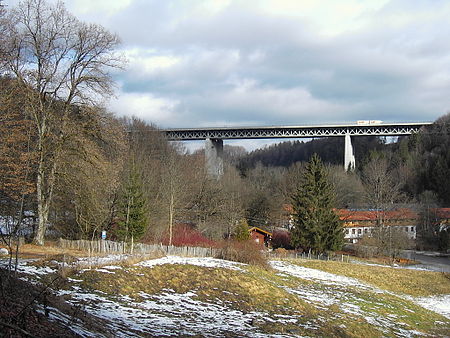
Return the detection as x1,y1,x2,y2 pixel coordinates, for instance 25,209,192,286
0,258,56,276
270,261,450,330
76,254,130,267
2,255,449,335
270,260,378,290
138,255,246,271
62,287,297,337
414,295,450,319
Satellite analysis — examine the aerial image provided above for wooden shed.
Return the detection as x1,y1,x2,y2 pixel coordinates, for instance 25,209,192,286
248,227,272,247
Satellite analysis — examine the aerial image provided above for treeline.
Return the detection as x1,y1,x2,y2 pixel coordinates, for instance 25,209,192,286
237,136,385,170
1,0,449,253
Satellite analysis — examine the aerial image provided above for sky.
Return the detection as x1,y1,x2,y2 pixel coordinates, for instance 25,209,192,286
5,0,450,151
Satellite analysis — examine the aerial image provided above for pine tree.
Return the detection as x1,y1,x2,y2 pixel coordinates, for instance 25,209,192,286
290,154,343,253
233,219,250,241
117,164,149,252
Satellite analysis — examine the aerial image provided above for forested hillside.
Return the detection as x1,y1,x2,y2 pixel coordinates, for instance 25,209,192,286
237,136,385,171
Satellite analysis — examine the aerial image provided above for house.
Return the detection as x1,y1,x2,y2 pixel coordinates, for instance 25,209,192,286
337,208,418,244
248,227,272,247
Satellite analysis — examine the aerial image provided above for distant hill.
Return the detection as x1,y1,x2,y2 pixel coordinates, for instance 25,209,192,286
237,136,385,170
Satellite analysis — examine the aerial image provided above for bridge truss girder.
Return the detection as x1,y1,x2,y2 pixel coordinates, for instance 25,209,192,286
163,123,430,141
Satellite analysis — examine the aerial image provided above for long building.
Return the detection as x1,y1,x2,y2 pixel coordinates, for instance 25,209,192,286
281,205,450,244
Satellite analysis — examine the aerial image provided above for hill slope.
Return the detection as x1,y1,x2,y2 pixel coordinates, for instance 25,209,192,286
238,136,385,170
3,253,449,336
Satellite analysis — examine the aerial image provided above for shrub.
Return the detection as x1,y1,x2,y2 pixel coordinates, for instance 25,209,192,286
271,230,293,249
162,223,216,247
215,240,269,269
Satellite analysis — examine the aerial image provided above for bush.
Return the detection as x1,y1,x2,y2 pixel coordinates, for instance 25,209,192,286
215,240,269,269
162,223,216,247
271,230,292,249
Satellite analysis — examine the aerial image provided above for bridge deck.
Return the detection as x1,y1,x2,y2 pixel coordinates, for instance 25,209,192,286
163,122,432,140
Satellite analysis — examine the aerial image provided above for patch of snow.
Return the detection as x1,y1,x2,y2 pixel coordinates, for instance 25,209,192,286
270,260,372,289
36,305,107,337
101,265,122,270
270,260,443,336
0,260,57,276
414,295,450,319
66,288,297,337
95,268,115,274
76,254,130,267
138,256,246,271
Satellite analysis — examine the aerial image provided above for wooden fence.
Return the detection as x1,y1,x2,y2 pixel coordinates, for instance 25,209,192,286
267,250,351,262
57,238,218,257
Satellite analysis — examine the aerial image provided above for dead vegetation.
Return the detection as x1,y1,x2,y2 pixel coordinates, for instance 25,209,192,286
215,240,269,269
0,268,113,337
295,259,450,297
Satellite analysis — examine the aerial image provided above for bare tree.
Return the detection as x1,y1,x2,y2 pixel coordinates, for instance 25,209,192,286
328,165,364,208
362,156,404,221
361,156,408,258
160,144,190,246
2,0,124,244
53,108,126,240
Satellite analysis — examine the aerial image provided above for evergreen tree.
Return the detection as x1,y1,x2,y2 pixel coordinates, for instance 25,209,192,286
233,219,250,241
290,154,343,253
117,163,149,251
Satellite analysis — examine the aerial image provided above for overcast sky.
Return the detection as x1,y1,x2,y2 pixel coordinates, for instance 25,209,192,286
6,0,450,150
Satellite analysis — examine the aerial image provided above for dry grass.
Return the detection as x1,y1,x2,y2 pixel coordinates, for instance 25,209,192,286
10,242,90,259
69,261,450,336
215,240,269,269
74,263,385,336
295,259,450,297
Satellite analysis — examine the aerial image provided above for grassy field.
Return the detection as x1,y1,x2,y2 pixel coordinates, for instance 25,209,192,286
296,259,450,297
3,248,450,337
54,257,450,336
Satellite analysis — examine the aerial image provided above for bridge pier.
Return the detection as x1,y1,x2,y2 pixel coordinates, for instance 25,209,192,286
205,138,223,178
344,133,355,171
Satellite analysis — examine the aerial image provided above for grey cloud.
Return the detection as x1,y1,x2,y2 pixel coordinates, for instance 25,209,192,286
103,0,450,129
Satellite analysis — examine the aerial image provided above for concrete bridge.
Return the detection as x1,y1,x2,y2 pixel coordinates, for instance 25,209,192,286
163,122,432,177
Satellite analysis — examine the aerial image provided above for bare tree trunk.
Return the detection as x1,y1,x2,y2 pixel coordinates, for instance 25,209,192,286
34,155,49,245
34,143,57,245
169,191,174,246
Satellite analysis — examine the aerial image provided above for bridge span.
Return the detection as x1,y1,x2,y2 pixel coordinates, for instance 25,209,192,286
163,122,432,177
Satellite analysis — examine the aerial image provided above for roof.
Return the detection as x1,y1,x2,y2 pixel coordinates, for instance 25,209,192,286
248,227,273,237
436,208,450,219
337,208,419,222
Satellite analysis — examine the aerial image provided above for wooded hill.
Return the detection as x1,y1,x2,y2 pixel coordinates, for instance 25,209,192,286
237,135,385,170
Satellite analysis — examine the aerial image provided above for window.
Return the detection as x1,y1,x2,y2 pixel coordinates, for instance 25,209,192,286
352,229,356,234
364,228,368,233
411,226,414,232
358,229,362,235
405,227,408,232
345,229,349,234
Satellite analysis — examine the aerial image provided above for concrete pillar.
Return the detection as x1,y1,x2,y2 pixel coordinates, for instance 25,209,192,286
344,132,355,171
205,138,223,178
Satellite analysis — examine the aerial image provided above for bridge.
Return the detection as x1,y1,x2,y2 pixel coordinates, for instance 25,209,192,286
163,122,432,177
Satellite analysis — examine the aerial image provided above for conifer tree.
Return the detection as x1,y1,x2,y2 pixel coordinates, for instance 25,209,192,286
233,219,251,241
117,163,148,252
290,154,343,253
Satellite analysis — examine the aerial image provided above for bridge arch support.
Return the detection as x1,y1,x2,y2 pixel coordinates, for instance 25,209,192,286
205,138,223,178
344,133,356,171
